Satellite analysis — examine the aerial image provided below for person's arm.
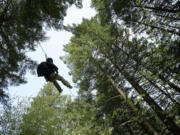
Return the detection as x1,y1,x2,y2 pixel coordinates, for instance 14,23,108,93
51,63,58,73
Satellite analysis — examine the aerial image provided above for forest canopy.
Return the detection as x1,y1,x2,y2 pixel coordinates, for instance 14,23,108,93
0,0,179,134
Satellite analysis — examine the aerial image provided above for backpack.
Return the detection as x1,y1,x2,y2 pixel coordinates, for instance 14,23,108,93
37,62,49,77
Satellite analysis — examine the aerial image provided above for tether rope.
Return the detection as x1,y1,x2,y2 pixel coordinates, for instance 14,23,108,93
39,44,48,59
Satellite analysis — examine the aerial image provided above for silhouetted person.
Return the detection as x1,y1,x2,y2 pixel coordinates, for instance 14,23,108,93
37,58,72,93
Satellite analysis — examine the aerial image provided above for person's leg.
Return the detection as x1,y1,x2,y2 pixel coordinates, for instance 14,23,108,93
53,80,63,93
48,73,56,81
55,74,72,89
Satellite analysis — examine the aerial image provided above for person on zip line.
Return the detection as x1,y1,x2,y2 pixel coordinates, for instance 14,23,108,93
37,57,72,93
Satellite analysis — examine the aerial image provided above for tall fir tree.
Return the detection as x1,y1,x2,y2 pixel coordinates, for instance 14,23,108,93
63,17,180,134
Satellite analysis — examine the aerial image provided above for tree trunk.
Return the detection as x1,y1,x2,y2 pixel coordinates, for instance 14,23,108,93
105,53,180,135
96,61,159,135
135,5,179,13
111,41,180,94
158,74,180,93
143,75,180,109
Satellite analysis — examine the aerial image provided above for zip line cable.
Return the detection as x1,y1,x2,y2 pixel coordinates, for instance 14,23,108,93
39,44,48,59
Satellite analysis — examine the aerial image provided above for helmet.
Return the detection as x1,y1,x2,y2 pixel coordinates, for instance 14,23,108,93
46,58,53,63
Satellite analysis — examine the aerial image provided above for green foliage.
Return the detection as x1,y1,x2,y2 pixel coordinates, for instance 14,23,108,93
0,97,29,135
1,0,180,134
19,83,110,135
63,19,148,134
63,16,180,134
92,0,180,36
